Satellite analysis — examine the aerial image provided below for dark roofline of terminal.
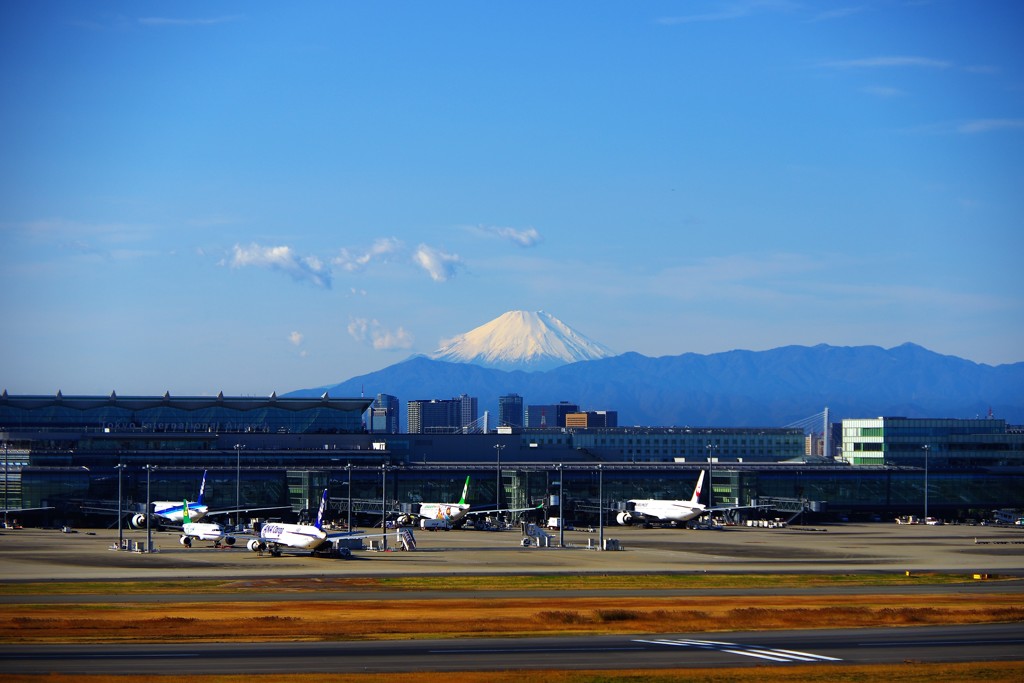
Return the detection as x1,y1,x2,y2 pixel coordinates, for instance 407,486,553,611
0,391,372,413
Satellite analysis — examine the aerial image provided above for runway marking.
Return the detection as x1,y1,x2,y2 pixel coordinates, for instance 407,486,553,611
431,647,644,654
634,638,842,663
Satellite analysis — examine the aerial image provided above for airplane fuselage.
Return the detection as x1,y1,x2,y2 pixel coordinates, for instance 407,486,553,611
182,521,229,542
628,499,707,524
258,522,328,550
152,501,209,523
418,503,470,524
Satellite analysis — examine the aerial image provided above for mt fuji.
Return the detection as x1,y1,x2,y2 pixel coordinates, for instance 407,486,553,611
429,310,615,372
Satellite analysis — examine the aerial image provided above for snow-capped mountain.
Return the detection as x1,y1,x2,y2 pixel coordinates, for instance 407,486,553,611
429,310,616,371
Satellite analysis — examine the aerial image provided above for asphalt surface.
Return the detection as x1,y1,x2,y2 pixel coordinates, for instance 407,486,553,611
2,625,1023,674
2,521,1024,581
2,522,1023,674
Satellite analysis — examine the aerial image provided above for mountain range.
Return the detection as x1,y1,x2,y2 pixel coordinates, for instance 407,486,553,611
288,317,1024,423
287,312,1024,426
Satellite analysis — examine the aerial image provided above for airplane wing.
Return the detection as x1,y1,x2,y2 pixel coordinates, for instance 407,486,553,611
202,505,291,518
1,506,54,513
465,503,544,517
324,529,390,540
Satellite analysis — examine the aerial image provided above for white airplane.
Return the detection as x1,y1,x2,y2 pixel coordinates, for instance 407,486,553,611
246,489,361,557
616,470,762,527
180,500,236,548
120,470,283,529
396,476,540,527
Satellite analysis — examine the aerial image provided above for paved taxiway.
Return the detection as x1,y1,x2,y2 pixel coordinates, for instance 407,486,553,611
3,624,1023,674
2,522,1023,581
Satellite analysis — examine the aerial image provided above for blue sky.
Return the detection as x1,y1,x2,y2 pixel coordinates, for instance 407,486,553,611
2,1,1022,396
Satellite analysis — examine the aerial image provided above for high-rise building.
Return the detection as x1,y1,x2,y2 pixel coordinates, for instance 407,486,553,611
457,394,478,431
371,393,400,434
407,395,479,434
498,394,524,428
564,410,618,428
525,401,579,428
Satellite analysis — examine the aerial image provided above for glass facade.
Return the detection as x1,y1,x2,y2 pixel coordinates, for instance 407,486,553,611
0,394,371,434
570,427,806,463
6,395,1024,526
841,417,1024,468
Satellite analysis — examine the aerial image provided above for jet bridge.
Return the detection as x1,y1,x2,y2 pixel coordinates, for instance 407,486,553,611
752,497,826,524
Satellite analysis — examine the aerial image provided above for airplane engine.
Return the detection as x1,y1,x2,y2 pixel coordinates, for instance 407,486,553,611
130,514,148,529
224,536,236,546
616,511,634,525
396,514,414,526
179,535,192,547
247,539,267,553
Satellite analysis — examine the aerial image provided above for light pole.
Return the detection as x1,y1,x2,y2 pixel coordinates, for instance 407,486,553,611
706,443,718,512
234,443,243,530
346,463,352,530
597,464,604,551
381,464,389,552
144,464,154,553
3,440,8,528
494,443,504,513
557,463,564,548
115,463,126,549
922,444,930,520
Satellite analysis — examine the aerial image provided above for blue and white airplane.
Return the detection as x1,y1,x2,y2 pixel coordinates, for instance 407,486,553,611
246,489,386,557
247,488,332,556
87,470,282,530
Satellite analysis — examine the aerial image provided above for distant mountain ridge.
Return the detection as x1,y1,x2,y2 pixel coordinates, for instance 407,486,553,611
429,310,614,371
287,343,1024,426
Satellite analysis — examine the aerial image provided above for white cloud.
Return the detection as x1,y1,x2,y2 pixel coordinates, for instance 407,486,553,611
347,317,414,350
332,237,403,272
138,16,242,27
957,119,1024,134
288,331,303,346
861,85,905,98
476,225,543,247
808,6,866,22
229,243,331,289
658,0,796,25
821,56,952,69
413,244,463,282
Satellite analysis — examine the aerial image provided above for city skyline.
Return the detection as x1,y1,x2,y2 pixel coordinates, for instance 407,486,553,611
2,1,1022,396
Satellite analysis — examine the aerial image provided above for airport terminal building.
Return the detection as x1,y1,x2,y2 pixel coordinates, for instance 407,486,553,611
3,392,1024,526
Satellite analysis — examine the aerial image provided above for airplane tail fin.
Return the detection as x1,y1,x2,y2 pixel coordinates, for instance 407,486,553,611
314,489,329,530
689,471,706,506
183,500,191,525
458,476,470,506
197,470,207,505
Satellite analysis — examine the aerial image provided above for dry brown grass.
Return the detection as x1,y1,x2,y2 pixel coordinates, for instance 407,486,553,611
2,661,1024,683
2,592,1022,643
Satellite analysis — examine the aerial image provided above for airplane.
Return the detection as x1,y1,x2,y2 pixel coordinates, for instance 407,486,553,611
85,470,284,529
246,488,352,557
396,476,541,527
2,505,54,528
615,470,766,527
180,500,236,548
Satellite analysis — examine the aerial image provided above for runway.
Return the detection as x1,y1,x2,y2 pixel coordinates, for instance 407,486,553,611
2,624,1022,674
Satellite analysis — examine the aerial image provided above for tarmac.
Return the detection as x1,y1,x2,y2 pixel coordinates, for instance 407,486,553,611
2,521,1024,581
